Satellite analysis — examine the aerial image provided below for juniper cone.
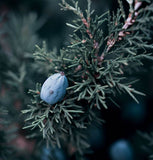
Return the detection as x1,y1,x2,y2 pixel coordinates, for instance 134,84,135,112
40,72,68,104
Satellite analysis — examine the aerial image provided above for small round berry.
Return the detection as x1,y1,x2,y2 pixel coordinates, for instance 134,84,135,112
40,72,68,105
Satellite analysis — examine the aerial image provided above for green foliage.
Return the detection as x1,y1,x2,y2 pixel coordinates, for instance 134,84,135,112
1,12,43,107
22,0,153,158
0,106,17,160
0,12,45,160
22,83,102,151
3,13,40,60
135,131,153,159
0,107,9,159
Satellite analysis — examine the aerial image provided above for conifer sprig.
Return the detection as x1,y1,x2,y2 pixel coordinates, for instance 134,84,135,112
22,0,153,158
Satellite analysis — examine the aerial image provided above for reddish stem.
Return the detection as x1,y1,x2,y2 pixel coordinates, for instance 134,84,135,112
101,0,142,57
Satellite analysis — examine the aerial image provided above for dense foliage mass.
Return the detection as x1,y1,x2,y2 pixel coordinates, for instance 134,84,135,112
22,0,153,158
0,0,153,160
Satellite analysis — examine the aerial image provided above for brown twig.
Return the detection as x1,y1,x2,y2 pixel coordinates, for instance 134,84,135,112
105,0,142,53
76,12,100,72
97,0,143,66
61,0,101,73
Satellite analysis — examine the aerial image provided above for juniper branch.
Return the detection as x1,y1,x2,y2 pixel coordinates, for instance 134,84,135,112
22,0,153,159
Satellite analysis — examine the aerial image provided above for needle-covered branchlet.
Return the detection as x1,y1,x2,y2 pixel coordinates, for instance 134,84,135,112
22,0,153,158
106,0,143,53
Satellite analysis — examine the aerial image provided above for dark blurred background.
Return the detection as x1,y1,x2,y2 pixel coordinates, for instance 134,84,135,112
0,0,153,160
